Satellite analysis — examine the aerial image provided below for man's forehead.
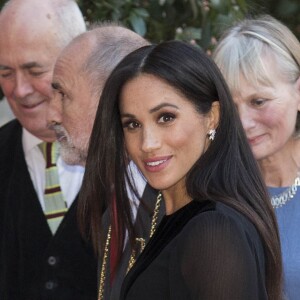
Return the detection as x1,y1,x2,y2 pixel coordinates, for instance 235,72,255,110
0,44,57,71
54,54,75,76
0,6,59,57
0,59,46,70
55,44,87,77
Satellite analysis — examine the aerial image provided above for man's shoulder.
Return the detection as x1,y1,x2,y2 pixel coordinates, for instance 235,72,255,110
0,119,21,138
0,118,20,131
0,119,22,154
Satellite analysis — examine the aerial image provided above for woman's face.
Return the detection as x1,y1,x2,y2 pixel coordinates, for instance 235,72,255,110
119,74,218,194
233,58,300,161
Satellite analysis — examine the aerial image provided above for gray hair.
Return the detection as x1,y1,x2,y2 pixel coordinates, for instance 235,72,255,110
81,22,150,97
213,14,300,133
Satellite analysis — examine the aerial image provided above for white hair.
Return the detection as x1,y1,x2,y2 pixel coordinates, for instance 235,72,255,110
213,15,300,93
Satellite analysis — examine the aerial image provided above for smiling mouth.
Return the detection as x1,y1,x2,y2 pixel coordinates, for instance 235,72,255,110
146,159,168,166
21,101,44,109
248,135,264,145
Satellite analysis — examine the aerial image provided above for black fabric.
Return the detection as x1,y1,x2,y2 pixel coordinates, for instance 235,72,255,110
121,200,268,300
100,184,165,300
0,120,97,300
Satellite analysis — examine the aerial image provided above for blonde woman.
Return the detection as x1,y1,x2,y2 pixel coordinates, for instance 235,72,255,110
213,15,300,299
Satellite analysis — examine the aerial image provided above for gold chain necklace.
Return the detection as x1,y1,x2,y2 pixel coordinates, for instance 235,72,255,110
98,226,111,300
97,191,162,300
271,172,300,208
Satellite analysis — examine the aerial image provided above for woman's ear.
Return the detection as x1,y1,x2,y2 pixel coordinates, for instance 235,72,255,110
208,101,220,130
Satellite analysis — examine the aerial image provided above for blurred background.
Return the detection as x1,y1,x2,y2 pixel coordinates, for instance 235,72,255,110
0,0,299,101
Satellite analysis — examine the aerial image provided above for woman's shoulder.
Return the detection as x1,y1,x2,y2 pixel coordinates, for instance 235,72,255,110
171,201,267,299
180,201,263,253
190,201,256,228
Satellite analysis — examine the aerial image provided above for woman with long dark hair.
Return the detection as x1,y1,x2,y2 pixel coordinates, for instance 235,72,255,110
80,40,282,299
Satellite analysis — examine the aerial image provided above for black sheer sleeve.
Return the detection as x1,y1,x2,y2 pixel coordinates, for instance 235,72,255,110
171,207,267,299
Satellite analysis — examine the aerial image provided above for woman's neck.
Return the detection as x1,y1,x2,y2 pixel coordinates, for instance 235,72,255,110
258,138,300,187
162,184,192,215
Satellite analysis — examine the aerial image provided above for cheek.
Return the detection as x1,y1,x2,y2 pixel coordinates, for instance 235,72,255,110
0,80,14,96
169,133,189,150
63,114,79,137
259,106,297,141
63,113,78,136
262,107,291,130
259,110,278,127
124,134,137,158
171,125,205,151
34,76,53,97
63,105,82,128
174,128,207,166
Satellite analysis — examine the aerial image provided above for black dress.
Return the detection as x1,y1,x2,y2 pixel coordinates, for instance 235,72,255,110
120,200,267,299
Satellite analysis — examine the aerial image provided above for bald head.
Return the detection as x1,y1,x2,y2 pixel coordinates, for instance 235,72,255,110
0,0,86,49
48,23,150,165
73,24,150,96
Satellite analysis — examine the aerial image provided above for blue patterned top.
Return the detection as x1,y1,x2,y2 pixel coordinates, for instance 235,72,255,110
269,186,300,300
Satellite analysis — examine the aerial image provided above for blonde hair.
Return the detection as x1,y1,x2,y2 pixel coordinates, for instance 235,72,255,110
213,15,300,92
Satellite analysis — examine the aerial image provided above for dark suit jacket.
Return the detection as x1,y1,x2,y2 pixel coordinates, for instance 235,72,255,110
0,120,97,300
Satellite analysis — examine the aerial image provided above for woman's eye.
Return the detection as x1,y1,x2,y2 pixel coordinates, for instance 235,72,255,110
123,120,140,130
158,113,175,123
251,98,266,107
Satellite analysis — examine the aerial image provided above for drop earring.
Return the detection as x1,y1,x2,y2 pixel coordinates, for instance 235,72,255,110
208,129,216,141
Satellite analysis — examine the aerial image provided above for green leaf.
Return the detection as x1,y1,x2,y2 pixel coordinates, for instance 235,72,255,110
129,13,147,36
133,8,149,18
181,27,202,40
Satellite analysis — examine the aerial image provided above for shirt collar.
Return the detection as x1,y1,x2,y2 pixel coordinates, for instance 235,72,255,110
22,127,43,155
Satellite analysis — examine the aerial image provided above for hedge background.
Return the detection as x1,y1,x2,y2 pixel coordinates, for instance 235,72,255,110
0,0,299,99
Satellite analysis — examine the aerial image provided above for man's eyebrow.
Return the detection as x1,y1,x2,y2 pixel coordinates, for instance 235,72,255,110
0,62,43,71
21,62,43,69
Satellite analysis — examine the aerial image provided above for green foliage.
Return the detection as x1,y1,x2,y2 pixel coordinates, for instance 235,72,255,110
246,0,300,40
77,0,248,50
0,0,299,45
0,0,299,100
76,0,300,50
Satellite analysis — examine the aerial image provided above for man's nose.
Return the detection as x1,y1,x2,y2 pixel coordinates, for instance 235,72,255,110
47,93,63,127
13,74,34,99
